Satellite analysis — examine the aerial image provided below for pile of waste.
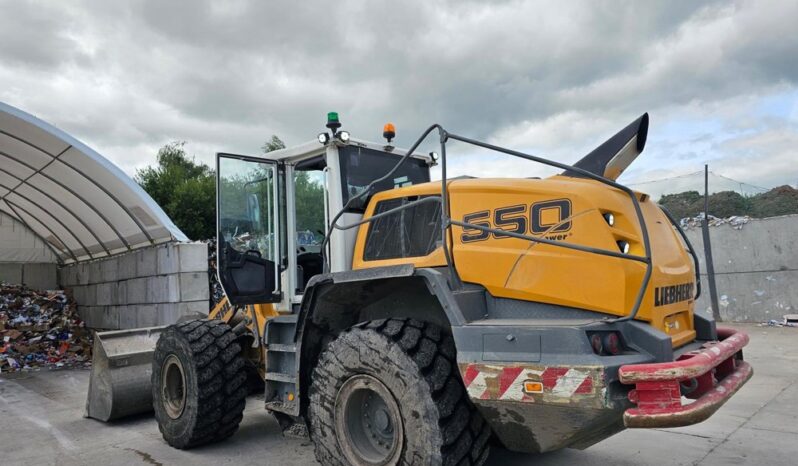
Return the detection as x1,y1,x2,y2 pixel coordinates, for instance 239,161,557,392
680,214,752,230
0,283,92,373
759,314,798,328
206,239,224,306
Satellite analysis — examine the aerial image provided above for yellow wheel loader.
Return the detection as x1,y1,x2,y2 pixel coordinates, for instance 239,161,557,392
87,112,751,465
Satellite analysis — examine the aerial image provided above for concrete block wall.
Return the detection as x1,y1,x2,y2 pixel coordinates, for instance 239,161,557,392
684,214,798,323
59,242,210,329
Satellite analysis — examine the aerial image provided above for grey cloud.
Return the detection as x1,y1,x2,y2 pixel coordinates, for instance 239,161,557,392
0,2,84,69
0,0,796,189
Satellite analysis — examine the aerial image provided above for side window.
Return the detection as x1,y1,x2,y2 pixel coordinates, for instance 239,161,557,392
218,157,278,262
363,197,442,261
294,170,325,253
294,169,326,290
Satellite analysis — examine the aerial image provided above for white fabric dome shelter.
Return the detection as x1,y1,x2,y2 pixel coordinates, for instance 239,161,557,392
0,101,187,264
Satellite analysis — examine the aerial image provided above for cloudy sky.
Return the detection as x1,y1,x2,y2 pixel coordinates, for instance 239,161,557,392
1,0,797,197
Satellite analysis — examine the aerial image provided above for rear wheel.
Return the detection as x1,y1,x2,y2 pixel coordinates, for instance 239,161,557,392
309,318,491,466
152,319,248,449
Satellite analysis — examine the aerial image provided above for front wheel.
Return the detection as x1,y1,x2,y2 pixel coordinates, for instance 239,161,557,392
309,318,491,466
152,319,248,449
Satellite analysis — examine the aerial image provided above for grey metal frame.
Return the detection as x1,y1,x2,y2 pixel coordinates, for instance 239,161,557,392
0,199,66,264
285,164,299,302
0,131,155,245
0,178,111,256
5,189,94,259
1,101,188,264
659,205,702,300
3,198,78,262
0,151,134,253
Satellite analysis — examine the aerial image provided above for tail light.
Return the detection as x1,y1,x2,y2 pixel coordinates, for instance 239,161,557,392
588,331,624,356
603,332,622,355
590,334,603,354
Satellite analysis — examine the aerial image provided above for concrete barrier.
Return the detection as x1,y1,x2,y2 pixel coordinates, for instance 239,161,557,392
684,214,797,322
60,242,210,329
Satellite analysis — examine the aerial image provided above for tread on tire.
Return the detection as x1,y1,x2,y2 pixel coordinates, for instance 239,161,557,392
309,318,491,466
152,319,248,449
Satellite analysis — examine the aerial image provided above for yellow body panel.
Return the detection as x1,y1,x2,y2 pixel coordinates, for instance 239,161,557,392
353,176,697,346
209,297,279,337
210,297,281,379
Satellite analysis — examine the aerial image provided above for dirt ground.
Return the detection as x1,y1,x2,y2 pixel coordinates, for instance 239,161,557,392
1,323,796,465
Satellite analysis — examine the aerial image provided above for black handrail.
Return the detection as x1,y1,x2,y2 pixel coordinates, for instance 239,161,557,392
321,124,444,271
659,205,702,300
324,124,654,323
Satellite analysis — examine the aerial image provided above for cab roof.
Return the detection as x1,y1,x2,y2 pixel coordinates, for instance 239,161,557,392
240,137,433,165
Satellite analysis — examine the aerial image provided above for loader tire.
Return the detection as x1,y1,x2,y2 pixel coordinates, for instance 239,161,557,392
152,319,248,449
309,318,491,466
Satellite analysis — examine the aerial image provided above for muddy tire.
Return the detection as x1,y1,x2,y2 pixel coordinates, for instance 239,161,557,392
152,319,248,449
309,318,491,466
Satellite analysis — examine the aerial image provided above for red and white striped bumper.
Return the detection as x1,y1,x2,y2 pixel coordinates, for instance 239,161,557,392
619,327,752,428
460,363,606,409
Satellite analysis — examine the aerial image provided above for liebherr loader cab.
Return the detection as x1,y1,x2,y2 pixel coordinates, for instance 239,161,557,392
215,127,433,309
146,113,751,465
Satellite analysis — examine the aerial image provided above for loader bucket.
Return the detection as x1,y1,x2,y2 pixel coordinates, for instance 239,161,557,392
85,326,165,422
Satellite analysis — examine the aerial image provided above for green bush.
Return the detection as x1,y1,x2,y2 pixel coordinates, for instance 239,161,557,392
135,142,216,240
659,185,798,219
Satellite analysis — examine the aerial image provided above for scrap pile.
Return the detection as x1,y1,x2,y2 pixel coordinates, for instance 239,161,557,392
0,283,92,373
760,314,798,328
680,214,752,230
207,239,224,305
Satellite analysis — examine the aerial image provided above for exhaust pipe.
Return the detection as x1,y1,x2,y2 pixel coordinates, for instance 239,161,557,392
563,113,649,181
84,326,165,422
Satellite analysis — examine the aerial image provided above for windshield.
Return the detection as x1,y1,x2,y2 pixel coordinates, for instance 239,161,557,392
338,145,430,212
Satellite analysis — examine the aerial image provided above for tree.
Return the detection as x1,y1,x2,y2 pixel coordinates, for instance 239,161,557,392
659,185,798,219
262,135,325,239
659,191,702,219
135,142,216,240
749,185,798,218
262,135,285,153
707,191,750,218
135,135,329,242
294,171,325,236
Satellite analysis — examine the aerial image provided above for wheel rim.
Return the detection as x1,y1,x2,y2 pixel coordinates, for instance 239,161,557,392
161,354,187,419
334,374,403,466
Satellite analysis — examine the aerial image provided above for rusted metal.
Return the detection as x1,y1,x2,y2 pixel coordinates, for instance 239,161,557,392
618,327,749,383
624,361,752,428
619,326,752,428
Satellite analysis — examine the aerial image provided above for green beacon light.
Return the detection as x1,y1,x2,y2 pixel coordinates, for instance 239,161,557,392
326,111,341,133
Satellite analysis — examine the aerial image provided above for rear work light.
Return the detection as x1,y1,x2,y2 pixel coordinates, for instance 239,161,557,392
603,332,622,355
588,331,624,356
590,333,603,354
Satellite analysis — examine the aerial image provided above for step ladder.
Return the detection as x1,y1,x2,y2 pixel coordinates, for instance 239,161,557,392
263,314,300,416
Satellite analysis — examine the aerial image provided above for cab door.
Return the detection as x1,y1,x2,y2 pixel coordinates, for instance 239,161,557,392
216,153,281,304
